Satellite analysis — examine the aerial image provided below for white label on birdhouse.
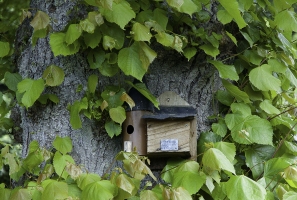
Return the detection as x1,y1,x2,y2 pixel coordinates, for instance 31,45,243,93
124,141,132,152
160,139,178,151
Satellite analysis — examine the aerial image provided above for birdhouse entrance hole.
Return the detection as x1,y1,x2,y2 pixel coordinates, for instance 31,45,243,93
127,125,134,134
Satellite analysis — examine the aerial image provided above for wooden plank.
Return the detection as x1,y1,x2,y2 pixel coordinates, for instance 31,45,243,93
189,118,197,160
147,120,190,154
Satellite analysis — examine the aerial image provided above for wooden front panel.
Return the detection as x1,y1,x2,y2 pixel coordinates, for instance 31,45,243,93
147,120,190,154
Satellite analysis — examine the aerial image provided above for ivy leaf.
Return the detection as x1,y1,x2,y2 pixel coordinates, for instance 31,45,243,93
275,10,297,33
178,0,199,16
245,145,275,179
118,43,146,81
226,31,237,45
0,41,10,57
126,81,159,108
231,115,273,145
230,103,251,117
213,142,236,163
9,188,32,200
120,92,135,110
132,22,152,42
166,0,184,9
42,65,65,86
65,24,82,44
222,80,251,103
259,100,280,115
212,120,227,137
105,120,122,138
249,64,281,91
42,180,68,200
84,28,102,49
80,19,95,33
155,32,175,49
140,190,159,200
87,74,98,94
38,94,59,104
264,157,292,178
53,136,72,154
172,171,206,195
81,180,117,200
53,151,74,179
209,60,239,81
109,106,126,124
49,33,80,56
17,78,45,109
116,174,135,195
70,97,88,129
223,175,266,200
88,11,104,26
217,0,247,29
4,72,22,92
101,86,125,108
138,42,157,71
22,149,43,172
183,47,197,61
217,10,233,25
100,1,135,29
202,148,236,174
200,44,219,57
87,48,105,69
30,11,50,30
77,173,101,190
283,191,297,200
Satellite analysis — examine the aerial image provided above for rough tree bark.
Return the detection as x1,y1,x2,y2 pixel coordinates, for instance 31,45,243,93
14,0,222,176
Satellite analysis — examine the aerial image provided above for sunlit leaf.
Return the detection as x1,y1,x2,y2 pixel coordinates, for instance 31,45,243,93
109,106,126,124
42,180,68,200
49,33,80,56
132,22,152,42
275,10,297,33
53,151,74,179
264,157,292,178
65,24,82,44
70,97,88,129
30,11,50,30
42,65,65,86
105,120,122,138
217,10,232,25
53,136,72,154
259,100,280,115
77,173,101,190
209,60,239,81
81,180,117,200
222,80,251,103
17,78,45,109
213,142,235,162
80,19,95,33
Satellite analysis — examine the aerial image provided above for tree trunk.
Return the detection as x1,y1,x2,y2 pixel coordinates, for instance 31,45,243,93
14,0,221,176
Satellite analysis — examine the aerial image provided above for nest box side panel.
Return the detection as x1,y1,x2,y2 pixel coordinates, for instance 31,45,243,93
147,120,191,155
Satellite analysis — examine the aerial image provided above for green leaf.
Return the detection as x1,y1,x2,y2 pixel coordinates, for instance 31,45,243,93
42,180,68,200
17,78,45,109
166,0,184,9
226,31,237,45
116,174,135,195
215,90,234,106
70,97,88,129
0,186,11,200
231,115,273,145
38,94,59,104
249,64,281,91
49,33,80,56
65,24,82,44
100,1,135,29
275,10,297,33
140,190,159,200
200,44,219,57
209,60,239,81
213,142,236,162
224,175,266,200
22,149,43,172
88,11,104,26
172,171,206,195
53,136,73,154
84,28,102,49
217,10,232,25
4,72,22,92
87,74,98,94
77,173,101,190
230,103,251,118
30,11,50,30
80,19,95,33
9,188,32,200
259,100,280,115
217,0,247,29
99,61,120,77
284,191,297,200
42,65,65,86
126,81,159,108
264,157,292,178
81,180,117,200
245,145,275,179
105,121,122,138
120,92,135,110
53,151,74,179
101,86,125,108
138,42,157,71
222,80,251,103
132,22,152,42
178,0,199,16
0,41,10,57
87,48,105,69
212,120,227,137
202,148,235,174
118,43,146,81
109,106,126,124
101,23,125,50
183,47,197,61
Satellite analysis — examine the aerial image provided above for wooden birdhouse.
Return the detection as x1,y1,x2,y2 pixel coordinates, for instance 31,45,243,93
143,91,197,160
122,84,153,156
